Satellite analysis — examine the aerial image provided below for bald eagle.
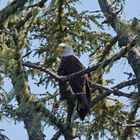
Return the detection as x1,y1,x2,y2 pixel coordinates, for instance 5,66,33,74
57,43,91,120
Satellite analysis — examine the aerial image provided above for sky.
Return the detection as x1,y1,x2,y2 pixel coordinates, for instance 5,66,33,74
0,0,140,140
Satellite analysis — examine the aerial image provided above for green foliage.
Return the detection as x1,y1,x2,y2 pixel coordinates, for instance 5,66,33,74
130,17,140,46
0,0,139,140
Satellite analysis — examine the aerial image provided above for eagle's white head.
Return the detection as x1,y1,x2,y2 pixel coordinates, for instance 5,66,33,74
58,43,74,57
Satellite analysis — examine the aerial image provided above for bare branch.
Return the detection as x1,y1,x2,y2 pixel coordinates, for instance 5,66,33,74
92,83,133,98
27,0,48,9
51,130,62,140
22,61,60,81
90,92,110,107
113,78,140,89
90,83,134,107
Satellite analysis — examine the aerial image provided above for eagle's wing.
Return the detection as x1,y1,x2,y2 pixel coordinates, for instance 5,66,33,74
58,55,91,120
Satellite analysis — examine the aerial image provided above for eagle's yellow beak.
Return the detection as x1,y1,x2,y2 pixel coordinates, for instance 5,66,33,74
56,47,65,53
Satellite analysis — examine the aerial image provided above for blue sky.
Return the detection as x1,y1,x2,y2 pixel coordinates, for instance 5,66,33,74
0,0,140,140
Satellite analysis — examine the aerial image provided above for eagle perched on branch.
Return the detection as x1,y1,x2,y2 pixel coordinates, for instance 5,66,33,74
57,43,91,120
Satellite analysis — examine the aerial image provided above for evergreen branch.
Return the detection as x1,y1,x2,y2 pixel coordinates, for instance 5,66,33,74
90,92,110,107
40,106,66,135
15,9,34,31
57,0,64,26
0,0,29,25
98,0,124,30
26,94,75,139
0,30,12,35
57,0,65,42
99,34,120,62
0,129,10,140
107,115,140,128
98,0,132,47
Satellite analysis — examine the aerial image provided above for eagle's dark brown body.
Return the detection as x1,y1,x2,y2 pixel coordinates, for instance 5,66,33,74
58,55,91,120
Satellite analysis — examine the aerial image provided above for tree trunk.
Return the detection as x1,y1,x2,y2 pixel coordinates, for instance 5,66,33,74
11,37,45,140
